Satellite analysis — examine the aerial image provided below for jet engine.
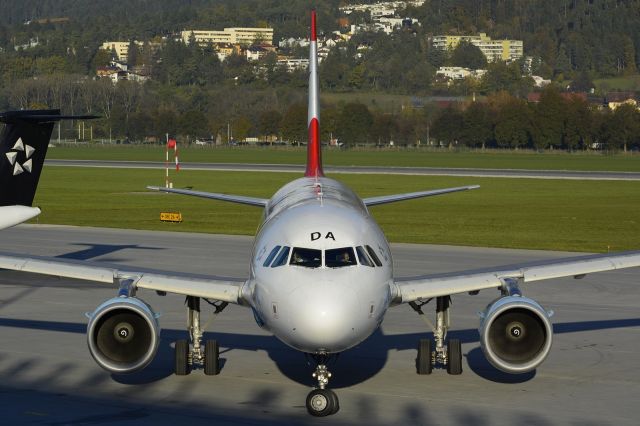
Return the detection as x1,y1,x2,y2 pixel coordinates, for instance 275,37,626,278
86,296,160,374
479,295,553,374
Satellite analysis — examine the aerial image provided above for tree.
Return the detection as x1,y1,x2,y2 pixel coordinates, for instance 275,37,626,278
450,41,487,69
609,104,640,151
494,98,532,149
127,41,139,67
531,86,566,149
258,109,282,140
431,106,464,146
280,103,307,144
461,102,493,148
563,97,593,150
570,70,593,93
335,102,373,145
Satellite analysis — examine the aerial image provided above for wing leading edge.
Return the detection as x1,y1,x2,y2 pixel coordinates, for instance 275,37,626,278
0,252,246,304
392,250,640,304
147,186,267,207
363,185,480,207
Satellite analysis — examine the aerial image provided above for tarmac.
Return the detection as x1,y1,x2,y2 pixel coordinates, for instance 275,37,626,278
1,224,639,425
45,159,640,181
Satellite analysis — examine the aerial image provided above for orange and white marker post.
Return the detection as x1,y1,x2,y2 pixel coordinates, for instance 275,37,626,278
165,134,179,188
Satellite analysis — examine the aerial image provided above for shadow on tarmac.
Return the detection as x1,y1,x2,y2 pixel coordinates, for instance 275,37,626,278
1,316,638,387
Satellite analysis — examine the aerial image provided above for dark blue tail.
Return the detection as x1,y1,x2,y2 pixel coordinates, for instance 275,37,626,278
0,110,97,207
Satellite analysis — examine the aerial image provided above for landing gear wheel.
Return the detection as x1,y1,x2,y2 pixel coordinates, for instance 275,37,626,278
174,339,190,375
306,389,338,417
204,340,220,375
417,338,432,375
446,338,463,375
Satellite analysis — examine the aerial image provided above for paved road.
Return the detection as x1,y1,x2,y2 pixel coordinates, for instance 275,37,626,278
46,159,640,180
1,225,639,425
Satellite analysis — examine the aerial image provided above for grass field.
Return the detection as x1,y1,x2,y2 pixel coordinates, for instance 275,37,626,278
47,145,640,172
32,167,640,253
594,74,640,92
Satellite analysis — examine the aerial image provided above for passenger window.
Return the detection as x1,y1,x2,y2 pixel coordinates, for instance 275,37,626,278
290,247,322,268
262,245,282,267
365,245,383,266
271,246,290,267
356,246,374,267
326,247,357,268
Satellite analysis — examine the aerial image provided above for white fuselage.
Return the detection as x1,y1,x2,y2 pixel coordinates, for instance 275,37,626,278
242,177,394,354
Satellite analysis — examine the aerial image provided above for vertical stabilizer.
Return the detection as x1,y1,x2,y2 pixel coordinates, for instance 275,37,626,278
305,9,324,177
0,110,97,207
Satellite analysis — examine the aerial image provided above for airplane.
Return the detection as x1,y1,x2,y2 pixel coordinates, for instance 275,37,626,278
0,109,96,230
1,11,640,417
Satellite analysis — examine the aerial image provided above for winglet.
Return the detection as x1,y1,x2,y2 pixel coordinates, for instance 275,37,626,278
305,9,324,178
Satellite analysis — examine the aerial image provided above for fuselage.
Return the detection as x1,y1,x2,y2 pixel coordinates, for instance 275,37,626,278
242,177,394,354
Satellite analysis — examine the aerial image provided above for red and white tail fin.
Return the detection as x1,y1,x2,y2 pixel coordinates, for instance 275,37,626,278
305,9,324,178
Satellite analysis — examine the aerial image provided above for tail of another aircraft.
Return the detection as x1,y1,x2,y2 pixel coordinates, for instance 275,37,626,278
305,10,324,178
0,109,96,207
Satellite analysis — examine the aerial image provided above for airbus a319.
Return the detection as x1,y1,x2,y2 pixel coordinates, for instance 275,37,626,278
1,11,639,417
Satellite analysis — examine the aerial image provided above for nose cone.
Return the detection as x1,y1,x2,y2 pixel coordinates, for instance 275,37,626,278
285,283,363,353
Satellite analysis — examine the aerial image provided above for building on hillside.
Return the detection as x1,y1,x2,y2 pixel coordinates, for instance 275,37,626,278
100,41,145,63
432,33,523,62
436,66,486,82
246,44,276,61
182,27,274,47
339,1,425,15
215,43,241,61
277,58,309,72
605,92,639,110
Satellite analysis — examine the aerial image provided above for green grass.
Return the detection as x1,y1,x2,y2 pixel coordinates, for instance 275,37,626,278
320,92,417,112
594,74,640,92
48,145,640,172
32,167,640,253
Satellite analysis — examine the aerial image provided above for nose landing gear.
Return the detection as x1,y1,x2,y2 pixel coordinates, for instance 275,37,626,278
305,355,339,416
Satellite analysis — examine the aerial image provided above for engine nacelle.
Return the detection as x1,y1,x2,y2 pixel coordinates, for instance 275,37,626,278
87,296,160,374
479,295,553,374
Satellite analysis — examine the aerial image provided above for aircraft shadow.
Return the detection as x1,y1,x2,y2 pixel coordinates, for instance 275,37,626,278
1,316,638,387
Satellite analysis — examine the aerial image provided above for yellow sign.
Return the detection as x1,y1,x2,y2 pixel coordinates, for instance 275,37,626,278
160,212,182,223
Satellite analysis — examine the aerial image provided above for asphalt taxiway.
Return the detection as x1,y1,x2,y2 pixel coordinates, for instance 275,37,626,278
1,225,639,425
46,159,640,181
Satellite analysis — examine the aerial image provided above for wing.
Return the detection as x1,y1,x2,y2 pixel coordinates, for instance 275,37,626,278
392,250,640,303
363,185,479,207
147,186,267,207
0,252,246,304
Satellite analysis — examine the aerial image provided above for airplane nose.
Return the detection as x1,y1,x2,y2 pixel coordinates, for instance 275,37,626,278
287,284,362,352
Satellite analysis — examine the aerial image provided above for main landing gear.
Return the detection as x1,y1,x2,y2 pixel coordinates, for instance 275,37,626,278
305,354,339,417
174,296,228,376
410,296,463,375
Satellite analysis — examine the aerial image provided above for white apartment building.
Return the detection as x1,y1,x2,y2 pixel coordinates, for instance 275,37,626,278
100,41,144,63
182,27,274,46
277,58,309,72
432,33,523,62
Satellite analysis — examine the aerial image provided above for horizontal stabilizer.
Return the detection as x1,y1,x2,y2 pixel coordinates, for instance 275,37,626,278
363,185,480,207
147,186,268,207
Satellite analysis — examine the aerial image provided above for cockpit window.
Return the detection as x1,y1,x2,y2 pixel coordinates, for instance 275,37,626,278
325,247,357,268
365,245,383,266
356,246,374,267
290,247,322,268
271,246,290,267
262,245,282,267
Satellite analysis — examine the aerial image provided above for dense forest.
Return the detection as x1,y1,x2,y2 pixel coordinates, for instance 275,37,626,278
0,0,639,148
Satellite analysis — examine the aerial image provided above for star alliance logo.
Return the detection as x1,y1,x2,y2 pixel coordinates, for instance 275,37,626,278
5,138,35,176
